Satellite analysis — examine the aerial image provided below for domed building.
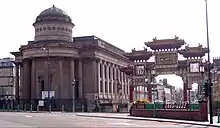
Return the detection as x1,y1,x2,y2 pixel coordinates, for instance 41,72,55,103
11,5,131,112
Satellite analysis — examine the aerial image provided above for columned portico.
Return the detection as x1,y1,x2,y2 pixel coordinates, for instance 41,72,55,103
11,5,131,112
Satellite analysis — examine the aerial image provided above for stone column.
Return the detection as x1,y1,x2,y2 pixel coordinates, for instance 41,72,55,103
97,59,101,96
31,58,36,99
102,61,105,96
70,59,75,112
15,63,20,104
23,59,31,101
110,65,114,97
121,72,124,94
59,59,63,99
92,59,97,92
183,76,188,102
106,62,110,97
20,63,24,100
147,84,152,102
114,65,117,96
78,59,83,99
129,86,134,102
117,66,121,99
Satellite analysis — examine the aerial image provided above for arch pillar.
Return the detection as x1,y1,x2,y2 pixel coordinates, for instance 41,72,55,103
183,76,188,102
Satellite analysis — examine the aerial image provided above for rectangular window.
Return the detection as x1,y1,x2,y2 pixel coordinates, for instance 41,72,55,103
104,65,107,78
105,81,107,93
109,82,112,93
100,63,102,77
116,69,118,79
113,83,116,93
124,85,127,94
109,67,111,79
100,81,103,92
113,69,115,80
0,86,15,96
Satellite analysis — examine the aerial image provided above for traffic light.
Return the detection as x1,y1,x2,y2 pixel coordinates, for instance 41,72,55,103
204,81,209,97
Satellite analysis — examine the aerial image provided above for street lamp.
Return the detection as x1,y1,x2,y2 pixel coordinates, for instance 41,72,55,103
150,68,156,117
72,78,76,112
205,0,213,124
200,64,205,100
41,47,51,112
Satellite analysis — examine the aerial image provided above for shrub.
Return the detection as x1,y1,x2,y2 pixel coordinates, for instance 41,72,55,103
134,99,150,104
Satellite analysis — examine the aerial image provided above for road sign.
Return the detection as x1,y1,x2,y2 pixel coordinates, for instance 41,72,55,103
38,100,44,106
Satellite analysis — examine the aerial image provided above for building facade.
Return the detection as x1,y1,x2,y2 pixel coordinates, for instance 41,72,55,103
11,5,131,112
0,58,16,100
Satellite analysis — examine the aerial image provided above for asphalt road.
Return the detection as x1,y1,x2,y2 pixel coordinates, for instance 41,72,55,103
0,112,216,127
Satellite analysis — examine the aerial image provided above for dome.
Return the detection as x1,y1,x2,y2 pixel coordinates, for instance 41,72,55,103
39,5,68,17
33,5,74,43
34,5,73,24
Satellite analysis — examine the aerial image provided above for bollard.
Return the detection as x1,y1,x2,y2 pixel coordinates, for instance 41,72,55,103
10,104,13,111
82,104,84,112
17,105,20,112
7,104,9,111
24,104,26,112
30,104,32,112
218,109,220,123
49,105,51,113
3,104,5,111
37,104,39,113
61,105,64,113
218,113,220,123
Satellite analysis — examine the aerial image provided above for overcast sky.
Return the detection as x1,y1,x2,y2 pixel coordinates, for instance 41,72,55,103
0,0,219,89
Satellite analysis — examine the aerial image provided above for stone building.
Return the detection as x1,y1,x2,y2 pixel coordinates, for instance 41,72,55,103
11,5,131,112
0,58,16,100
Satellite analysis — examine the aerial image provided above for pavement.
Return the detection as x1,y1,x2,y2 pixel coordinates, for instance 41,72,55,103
76,112,220,127
0,112,217,127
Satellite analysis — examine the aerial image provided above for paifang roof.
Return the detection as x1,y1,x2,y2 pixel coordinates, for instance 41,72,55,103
144,36,185,50
124,49,153,61
178,44,208,58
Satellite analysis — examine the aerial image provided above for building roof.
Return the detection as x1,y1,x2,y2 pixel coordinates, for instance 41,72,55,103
178,44,208,58
0,58,14,67
124,49,153,61
144,36,185,50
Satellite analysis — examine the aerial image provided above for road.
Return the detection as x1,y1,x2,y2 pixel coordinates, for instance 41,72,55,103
0,112,216,127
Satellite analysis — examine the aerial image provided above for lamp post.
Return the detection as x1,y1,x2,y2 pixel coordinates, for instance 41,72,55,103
150,68,156,117
42,47,51,112
72,78,76,112
200,64,205,100
205,0,213,124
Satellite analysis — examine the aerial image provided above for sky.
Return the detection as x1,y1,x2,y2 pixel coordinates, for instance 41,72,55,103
0,0,219,89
